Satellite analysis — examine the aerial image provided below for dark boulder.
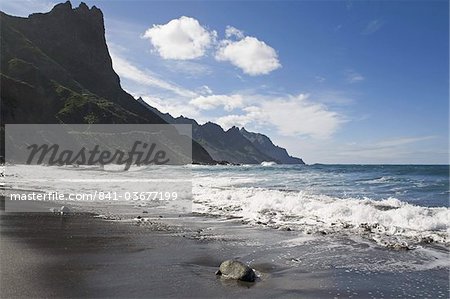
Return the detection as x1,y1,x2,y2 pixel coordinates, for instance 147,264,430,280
215,260,256,282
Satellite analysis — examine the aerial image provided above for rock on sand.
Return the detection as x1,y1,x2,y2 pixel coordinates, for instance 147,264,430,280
215,260,256,282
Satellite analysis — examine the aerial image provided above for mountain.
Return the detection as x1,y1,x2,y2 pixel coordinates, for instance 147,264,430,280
0,2,214,164
1,1,304,165
137,98,305,164
240,128,304,164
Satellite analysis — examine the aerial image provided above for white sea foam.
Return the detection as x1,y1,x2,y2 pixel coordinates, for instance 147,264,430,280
192,184,450,248
3,165,449,250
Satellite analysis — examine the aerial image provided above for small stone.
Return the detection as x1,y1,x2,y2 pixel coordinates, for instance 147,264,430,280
216,260,256,282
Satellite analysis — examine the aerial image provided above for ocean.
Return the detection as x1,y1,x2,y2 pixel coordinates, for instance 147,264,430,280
4,163,449,250
192,164,449,248
2,163,449,297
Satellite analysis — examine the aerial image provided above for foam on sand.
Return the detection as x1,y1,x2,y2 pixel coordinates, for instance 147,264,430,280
193,185,449,249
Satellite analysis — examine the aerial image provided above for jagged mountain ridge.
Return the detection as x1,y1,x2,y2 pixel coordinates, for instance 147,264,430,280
240,128,304,164
137,98,305,164
0,1,214,164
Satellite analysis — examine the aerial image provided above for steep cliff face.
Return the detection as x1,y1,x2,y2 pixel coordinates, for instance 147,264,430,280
13,2,123,103
0,2,214,164
1,1,163,124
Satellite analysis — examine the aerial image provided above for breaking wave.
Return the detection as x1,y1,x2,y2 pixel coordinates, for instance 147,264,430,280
193,185,449,249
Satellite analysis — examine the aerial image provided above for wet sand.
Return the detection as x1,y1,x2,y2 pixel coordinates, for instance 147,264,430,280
0,211,328,298
1,200,448,298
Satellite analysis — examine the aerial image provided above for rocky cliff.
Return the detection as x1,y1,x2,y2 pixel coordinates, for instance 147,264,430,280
0,2,214,164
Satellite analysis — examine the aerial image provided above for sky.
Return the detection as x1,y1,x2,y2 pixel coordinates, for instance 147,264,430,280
1,0,449,164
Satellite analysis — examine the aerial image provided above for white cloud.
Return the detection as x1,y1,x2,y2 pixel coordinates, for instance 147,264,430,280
214,94,345,139
190,94,244,111
225,26,244,39
362,19,384,35
216,106,262,128
197,85,213,95
142,16,216,60
139,95,201,120
261,95,344,138
345,70,365,83
0,0,55,17
110,51,197,98
216,36,281,75
141,20,280,75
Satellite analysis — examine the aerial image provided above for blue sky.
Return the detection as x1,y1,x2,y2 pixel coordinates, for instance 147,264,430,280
2,0,449,164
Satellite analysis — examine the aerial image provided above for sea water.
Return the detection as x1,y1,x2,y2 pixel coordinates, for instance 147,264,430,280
192,164,449,248
2,163,449,296
3,164,449,260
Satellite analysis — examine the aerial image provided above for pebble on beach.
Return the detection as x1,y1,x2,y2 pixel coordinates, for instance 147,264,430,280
215,260,256,282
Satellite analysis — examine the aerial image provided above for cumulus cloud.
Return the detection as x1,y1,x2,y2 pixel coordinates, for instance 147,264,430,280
225,26,244,39
142,16,216,60
190,94,244,111
216,36,281,75
214,94,344,139
141,19,280,75
261,95,344,138
216,106,262,128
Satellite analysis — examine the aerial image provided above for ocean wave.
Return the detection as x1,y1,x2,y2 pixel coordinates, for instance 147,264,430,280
362,176,395,184
261,161,277,166
193,185,449,249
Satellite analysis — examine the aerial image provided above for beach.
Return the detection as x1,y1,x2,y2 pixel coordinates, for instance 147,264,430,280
1,0,449,297
1,194,448,298
1,164,449,298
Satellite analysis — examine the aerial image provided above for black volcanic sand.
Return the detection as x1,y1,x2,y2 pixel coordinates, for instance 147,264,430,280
1,203,448,298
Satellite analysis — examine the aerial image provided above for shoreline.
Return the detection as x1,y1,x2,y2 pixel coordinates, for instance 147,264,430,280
1,199,449,298
0,210,330,298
